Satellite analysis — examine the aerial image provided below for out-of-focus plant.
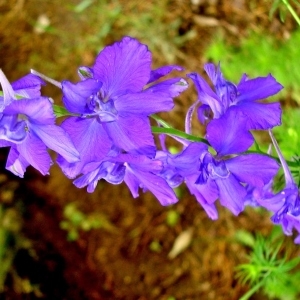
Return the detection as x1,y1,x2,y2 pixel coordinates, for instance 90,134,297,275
0,204,35,294
68,0,195,63
236,227,300,300
270,0,300,26
60,203,117,241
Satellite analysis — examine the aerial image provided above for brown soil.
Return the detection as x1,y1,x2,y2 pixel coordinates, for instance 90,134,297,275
1,1,300,299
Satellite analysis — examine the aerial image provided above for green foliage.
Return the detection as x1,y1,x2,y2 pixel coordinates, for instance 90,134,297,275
236,227,300,300
0,203,37,294
60,203,117,241
204,29,300,103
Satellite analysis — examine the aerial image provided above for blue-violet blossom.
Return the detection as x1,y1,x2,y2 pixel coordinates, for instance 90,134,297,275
188,63,283,153
0,70,79,177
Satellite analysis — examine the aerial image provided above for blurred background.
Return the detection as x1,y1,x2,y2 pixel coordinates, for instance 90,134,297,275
1,0,300,299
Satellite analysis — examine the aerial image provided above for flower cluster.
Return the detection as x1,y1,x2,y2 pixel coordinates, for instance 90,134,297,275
1,36,299,243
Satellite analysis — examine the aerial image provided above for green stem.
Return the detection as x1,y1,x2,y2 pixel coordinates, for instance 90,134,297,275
150,114,173,128
239,280,265,300
151,126,210,144
282,0,300,26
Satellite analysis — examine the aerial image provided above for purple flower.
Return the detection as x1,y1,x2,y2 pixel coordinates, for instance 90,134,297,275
74,147,178,206
188,63,283,127
256,131,300,244
188,63,283,153
157,142,220,219
0,70,79,177
58,37,187,178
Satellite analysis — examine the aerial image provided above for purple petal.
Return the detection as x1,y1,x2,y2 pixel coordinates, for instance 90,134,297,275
126,166,178,206
186,175,219,219
188,72,223,118
57,117,112,178
237,74,284,102
170,143,207,176
114,91,173,115
216,174,246,215
73,168,99,192
110,153,162,173
197,104,212,124
12,74,45,99
148,77,188,97
203,63,221,86
62,79,102,114
0,70,15,109
206,110,254,155
226,154,279,187
6,147,30,178
0,139,13,148
4,97,55,125
124,170,140,198
30,123,80,163
93,37,151,98
0,115,27,143
233,101,282,130
103,115,155,157
148,65,183,83
16,132,52,175
257,188,293,212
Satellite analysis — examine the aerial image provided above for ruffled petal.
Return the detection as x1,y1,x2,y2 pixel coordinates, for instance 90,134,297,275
62,79,102,114
206,110,254,155
226,154,279,187
93,37,151,98
103,115,155,157
237,74,283,102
